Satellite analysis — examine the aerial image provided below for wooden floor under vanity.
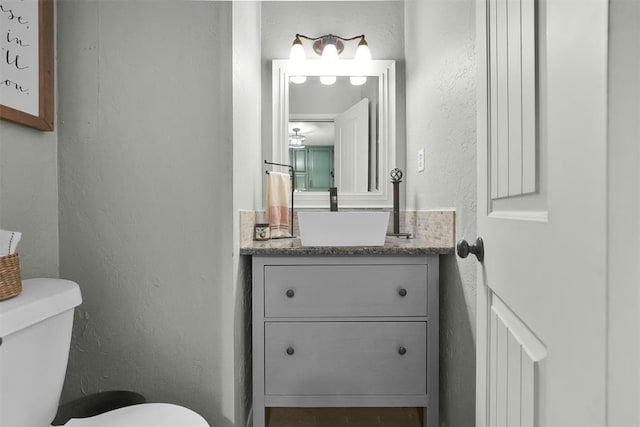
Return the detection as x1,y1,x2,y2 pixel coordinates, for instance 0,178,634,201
266,407,423,427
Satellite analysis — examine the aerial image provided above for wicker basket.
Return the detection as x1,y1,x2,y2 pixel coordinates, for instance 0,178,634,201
0,253,22,301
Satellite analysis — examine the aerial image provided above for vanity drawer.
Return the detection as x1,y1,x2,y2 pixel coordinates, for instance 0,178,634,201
263,264,428,317
264,322,427,396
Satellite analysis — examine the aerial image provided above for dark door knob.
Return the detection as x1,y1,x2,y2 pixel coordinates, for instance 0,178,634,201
457,237,484,262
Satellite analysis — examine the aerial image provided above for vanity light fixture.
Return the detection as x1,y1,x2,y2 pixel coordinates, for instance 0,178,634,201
288,33,372,85
288,128,306,148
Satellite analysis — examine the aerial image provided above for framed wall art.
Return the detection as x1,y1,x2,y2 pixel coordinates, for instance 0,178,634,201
0,0,54,131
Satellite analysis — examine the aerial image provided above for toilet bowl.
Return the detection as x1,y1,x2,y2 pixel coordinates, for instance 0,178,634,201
63,403,207,426
0,278,209,427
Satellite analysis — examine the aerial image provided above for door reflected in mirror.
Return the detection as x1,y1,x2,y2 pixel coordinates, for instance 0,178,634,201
289,76,379,193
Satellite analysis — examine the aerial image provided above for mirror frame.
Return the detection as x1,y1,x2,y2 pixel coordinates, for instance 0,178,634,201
272,59,396,208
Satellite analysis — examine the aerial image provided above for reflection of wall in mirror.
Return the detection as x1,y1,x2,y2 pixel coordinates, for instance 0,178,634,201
290,77,378,115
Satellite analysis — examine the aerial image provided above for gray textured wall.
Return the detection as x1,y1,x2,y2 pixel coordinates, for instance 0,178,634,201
0,119,59,279
404,1,477,426
56,2,235,426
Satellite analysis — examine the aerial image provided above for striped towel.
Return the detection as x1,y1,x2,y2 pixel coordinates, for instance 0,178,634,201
266,171,291,238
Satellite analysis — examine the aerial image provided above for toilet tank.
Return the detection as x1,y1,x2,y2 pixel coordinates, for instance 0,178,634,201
0,279,82,427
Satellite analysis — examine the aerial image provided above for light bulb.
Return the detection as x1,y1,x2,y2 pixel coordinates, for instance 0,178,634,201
321,43,339,64
290,75,307,84
289,37,306,61
320,76,337,85
350,76,367,86
355,39,372,64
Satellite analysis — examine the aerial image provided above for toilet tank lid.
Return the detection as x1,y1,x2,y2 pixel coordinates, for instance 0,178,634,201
0,278,82,337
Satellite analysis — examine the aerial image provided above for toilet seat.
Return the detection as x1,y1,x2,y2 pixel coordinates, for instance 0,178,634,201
62,403,209,427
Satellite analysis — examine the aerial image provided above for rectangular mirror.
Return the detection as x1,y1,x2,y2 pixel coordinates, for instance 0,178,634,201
272,60,396,208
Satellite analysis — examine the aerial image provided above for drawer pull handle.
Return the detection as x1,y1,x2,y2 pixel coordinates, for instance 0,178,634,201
286,346,295,356
398,346,407,355
286,289,295,298
398,288,407,297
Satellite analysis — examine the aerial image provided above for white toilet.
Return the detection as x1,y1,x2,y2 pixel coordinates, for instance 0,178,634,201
0,278,210,427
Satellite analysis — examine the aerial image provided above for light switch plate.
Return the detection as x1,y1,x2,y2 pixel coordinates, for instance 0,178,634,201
418,148,425,172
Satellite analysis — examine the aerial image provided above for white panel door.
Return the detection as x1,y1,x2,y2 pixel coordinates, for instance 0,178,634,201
475,1,608,426
334,98,369,193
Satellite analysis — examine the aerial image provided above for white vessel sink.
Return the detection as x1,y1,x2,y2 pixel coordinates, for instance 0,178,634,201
297,211,390,247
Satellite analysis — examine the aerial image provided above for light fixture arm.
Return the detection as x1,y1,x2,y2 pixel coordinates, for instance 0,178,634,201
293,33,367,57
295,33,366,43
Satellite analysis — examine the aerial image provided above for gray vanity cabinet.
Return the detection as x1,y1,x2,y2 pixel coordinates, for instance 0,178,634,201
251,255,439,427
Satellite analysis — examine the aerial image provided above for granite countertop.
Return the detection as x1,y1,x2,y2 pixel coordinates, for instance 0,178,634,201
239,209,456,256
240,236,454,256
